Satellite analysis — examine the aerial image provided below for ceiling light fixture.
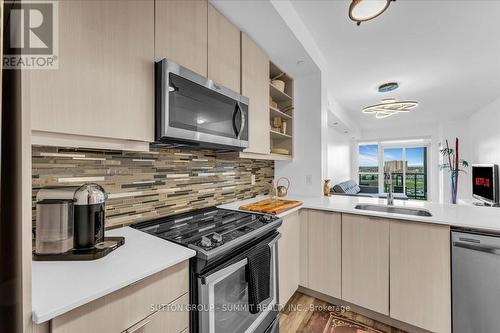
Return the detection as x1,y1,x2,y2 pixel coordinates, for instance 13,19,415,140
378,82,399,93
362,98,418,119
349,0,395,26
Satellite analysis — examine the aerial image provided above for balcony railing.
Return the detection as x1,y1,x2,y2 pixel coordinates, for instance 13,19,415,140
359,172,427,200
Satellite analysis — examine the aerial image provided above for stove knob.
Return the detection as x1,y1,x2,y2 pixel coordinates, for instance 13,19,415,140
200,235,212,248
212,232,223,243
259,215,274,223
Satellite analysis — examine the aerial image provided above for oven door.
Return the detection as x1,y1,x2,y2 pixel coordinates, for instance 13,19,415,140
198,233,280,333
156,59,249,150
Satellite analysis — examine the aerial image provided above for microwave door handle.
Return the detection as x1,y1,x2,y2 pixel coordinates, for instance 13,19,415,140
232,102,240,137
237,102,245,140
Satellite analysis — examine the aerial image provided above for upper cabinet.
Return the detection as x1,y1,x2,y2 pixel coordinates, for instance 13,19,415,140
207,4,241,93
241,33,270,155
28,0,154,147
155,0,208,77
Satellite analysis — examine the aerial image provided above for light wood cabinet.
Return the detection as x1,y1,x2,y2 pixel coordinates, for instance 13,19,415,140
390,221,451,333
28,0,154,144
241,33,270,155
155,0,208,76
207,3,241,93
278,211,301,306
52,261,189,333
342,214,389,315
306,210,342,298
124,293,189,333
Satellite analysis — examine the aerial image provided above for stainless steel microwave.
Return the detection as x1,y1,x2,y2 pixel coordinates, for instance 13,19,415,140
155,59,249,150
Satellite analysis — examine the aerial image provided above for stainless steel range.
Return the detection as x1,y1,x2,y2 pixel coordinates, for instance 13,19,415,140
133,208,282,333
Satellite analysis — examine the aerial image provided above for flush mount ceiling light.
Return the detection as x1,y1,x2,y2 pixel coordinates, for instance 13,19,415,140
349,0,395,26
362,98,418,119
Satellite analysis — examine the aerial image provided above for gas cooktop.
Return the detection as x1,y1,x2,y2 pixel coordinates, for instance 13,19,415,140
132,207,281,259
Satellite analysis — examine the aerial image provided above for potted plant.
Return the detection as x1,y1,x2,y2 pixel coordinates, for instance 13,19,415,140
440,138,469,204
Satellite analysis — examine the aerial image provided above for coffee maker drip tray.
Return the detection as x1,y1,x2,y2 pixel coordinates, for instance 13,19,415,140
33,237,125,261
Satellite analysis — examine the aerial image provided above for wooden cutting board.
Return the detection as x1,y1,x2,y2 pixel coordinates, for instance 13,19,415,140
239,198,303,215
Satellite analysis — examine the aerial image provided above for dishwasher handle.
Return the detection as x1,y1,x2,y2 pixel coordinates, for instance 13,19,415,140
453,241,500,255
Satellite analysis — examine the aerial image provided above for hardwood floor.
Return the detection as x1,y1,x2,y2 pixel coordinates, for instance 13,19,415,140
279,292,407,333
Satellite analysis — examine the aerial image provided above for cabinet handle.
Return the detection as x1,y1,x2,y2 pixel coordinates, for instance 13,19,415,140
126,319,151,333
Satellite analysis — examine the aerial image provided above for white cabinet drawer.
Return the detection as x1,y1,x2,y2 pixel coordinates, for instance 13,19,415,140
52,261,188,333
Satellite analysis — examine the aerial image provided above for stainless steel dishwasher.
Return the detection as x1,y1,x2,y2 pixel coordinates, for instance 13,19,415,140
452,230,500,333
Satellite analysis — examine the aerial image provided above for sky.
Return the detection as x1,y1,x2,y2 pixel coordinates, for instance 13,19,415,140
359,145,425,167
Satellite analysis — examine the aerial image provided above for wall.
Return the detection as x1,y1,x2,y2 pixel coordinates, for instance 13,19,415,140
326,127,352,185
32,146,274,229
468,97,500,165
275,73,323,196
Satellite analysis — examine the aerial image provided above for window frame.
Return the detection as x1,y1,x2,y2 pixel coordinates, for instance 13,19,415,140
357,140,431,200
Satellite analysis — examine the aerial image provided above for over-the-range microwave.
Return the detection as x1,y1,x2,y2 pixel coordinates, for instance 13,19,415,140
155,59,249,151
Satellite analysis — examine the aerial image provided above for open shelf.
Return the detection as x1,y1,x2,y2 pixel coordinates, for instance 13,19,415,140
270,130,292,139
268,153,293,161
270,106,292,120
269,61,293,160
269,83,293,103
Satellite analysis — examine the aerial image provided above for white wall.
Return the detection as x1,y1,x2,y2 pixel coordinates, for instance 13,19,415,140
275,73,324,196
468,97,500,165
326,127,352,185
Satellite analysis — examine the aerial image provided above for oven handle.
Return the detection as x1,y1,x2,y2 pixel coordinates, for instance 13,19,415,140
201,233,281,285
202,258,248,285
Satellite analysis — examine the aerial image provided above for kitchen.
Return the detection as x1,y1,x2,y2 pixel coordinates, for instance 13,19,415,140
2,1,500,333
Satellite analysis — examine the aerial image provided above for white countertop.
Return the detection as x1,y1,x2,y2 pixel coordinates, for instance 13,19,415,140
33,195,500,324
219,194,500,233
32,227,196,324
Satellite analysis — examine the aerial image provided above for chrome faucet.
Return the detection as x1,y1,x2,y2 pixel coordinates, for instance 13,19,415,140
386,172,394,206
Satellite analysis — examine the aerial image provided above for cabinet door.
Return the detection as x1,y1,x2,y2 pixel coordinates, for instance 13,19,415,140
155,0,208,76
29,0,154,142
52,261,188,333
307,210,341,298
241,33,270,155
390,221,451,333
278,211,300,306
342,214,389,315
207,4,241,93
125,293,189,333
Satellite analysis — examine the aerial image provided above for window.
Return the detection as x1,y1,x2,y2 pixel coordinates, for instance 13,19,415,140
358,144,379,192
357,141,429,200
405,147,427,200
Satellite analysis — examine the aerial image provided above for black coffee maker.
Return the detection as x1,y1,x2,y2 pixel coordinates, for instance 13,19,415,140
73,184,107,249
33,183,124,261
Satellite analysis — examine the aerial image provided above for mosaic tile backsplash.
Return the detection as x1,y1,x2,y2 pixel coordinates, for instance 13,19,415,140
32,146,274,228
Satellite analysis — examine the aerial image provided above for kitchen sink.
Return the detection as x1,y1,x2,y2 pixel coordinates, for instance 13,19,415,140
354,204,432,217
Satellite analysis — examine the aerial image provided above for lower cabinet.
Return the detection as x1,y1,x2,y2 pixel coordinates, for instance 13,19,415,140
306,210,342,299
299,210,451,333
278,211,300,306
390,221,451,333
51,261,189,333
342,214,389,315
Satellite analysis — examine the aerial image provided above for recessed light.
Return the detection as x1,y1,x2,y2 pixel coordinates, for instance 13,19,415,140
333,122,339,125
196,119,206,124
296,60,305,66
344,130,349,134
